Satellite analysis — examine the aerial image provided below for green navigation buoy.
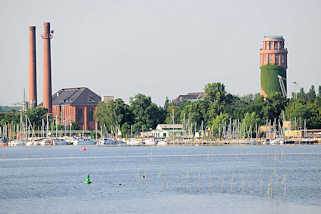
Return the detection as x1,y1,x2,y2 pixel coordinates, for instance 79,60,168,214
84,173,92,184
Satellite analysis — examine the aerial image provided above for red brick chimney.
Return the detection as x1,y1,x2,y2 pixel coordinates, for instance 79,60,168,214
28,26,37,108
41,22,53,113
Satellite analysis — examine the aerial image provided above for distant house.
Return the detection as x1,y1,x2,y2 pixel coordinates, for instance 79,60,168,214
149,124,185,138
101,96,114,103
173,92,205,105
52,87,101,130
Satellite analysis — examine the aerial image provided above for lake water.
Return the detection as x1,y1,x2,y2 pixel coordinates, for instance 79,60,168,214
1,145,321,214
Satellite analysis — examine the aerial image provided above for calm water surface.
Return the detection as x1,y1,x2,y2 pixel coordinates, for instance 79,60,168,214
0,145,321,214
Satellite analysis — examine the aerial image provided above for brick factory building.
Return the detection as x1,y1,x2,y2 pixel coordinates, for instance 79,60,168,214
259,36,288,98
52,87,101,130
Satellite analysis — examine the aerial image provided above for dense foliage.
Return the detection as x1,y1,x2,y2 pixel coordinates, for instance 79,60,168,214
1,83,320,137
94,82,321,137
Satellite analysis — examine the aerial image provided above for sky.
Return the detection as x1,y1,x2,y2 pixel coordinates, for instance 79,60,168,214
0,0,320,106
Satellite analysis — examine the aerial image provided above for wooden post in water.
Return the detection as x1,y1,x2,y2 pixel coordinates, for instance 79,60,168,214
260,175,264,197
230,170,234,193
221,169,226,193
186,169,190,192
208,169,213,193
136,168,141,183
197,168,201,192
166,168,169,190
268,172,273,199
177,172,181,191
282,169,287,200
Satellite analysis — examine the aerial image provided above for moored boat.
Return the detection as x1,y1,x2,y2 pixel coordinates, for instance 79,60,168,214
73,138,96,145
53,138,72,146
8,139,26,146
144,138,157,145
126,138,143,145
157,139,167,146
0,138,9,146
97,137,117,145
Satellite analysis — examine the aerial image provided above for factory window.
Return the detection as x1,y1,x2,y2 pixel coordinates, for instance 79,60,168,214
88,108,94,121
76,108,83,124
269,55,272,63
274,42,278,50
275,55,279,65
269,42,272,50
281,55,285,64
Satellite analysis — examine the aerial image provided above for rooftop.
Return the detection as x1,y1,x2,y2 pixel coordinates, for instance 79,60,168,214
156,124,184,130
173,92,205,105
52,87,101,106
263,36,284,41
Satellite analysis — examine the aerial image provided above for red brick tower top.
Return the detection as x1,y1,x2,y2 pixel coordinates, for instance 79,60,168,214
259,36,287,69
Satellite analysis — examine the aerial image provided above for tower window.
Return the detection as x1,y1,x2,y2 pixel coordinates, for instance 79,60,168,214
275,55,279,64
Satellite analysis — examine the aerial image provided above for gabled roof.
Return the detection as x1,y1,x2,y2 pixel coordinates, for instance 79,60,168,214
52,87,101,106
156,124,184,130
173,92,205,105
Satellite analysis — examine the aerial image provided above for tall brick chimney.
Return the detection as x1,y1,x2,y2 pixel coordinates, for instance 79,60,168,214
41,22,53,113
28,26,37,108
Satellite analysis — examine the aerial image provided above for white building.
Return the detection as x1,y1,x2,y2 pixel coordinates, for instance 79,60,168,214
150,124,185,138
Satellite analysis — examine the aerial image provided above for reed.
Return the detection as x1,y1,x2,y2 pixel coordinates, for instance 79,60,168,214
197,168,201,192
221,169,226,193
166,168,169,190
208,169,213,193
136,168,141,183
186,169,190,192
230,170,234,193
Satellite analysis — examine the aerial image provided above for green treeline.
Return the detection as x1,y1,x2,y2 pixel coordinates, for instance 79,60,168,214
94,82,321,137
1,83,321,137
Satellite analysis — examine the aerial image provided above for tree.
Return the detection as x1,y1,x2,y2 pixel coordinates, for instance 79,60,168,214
297,88,305,100
94,99,133,135
0,110,20,126
263,93,288,120
26,107,48,128
204,82,226,103
165,105,182,124
181,101,204,129
285,99,321,129
243,112,260,137
207,113,230,138
130,94,165,131
306,85,316,102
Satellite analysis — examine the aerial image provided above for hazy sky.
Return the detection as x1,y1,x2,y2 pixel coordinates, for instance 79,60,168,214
0,0,320,106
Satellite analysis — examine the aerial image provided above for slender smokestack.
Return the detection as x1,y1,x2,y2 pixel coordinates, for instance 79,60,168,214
28,26,37,108
41,22,53,113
